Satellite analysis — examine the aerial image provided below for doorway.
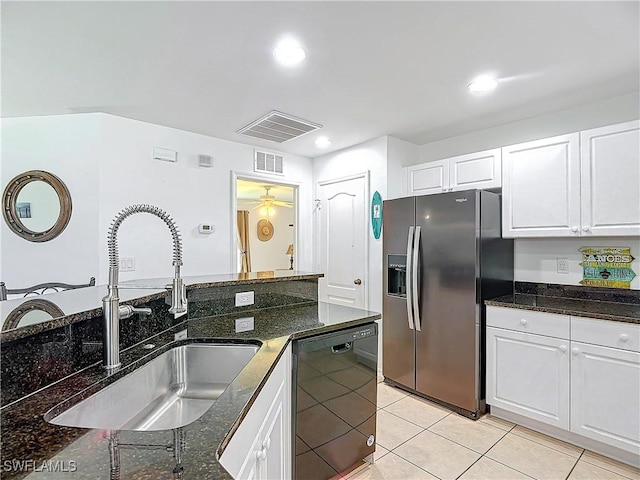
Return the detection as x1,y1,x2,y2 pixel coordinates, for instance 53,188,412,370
234,177,297,273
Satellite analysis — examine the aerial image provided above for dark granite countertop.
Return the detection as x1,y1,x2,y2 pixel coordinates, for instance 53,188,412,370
486,283,640,324
0,272,324,343
0,301,380,479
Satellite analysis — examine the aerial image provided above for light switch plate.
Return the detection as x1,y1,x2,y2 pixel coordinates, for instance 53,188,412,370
235,291,255,307
120,257,135,272
235,317,254,333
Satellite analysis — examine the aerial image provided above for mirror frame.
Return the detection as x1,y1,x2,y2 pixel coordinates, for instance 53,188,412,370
2,170,72,242
2,298,65,330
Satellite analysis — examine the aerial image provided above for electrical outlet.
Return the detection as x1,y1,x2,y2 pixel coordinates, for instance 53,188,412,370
235,291,255,307
174,329,188,341
557,258,570,274
235,317,255,333
120,257,135,272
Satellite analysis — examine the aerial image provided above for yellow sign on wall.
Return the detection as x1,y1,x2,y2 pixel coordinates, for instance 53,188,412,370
579,247,636,289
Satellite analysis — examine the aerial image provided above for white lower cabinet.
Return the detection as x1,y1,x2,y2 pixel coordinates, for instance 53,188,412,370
220,344,292,480
570,341,640,453
486,307,640,461
486,327,569,429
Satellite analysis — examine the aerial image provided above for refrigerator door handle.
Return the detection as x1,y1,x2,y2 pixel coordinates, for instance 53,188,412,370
412,225,421,331
406,226,415,330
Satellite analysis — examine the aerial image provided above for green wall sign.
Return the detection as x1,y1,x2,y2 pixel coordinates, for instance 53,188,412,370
579,247,636,289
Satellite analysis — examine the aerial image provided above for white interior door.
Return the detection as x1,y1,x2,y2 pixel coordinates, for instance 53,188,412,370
317,173,368,309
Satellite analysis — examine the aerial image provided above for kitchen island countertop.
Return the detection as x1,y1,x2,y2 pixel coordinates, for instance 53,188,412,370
1,301,380,479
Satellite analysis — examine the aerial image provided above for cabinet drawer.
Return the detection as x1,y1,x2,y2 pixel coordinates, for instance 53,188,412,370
571,317,640,352
486,306,569,339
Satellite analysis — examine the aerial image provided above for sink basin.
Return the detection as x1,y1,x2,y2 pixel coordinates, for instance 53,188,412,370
47,343,259,431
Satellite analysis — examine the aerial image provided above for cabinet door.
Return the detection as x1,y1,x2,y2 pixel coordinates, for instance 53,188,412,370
570,341,640,455
259,385,286,480
580,120,640,236
406,159,449,195
486,327,569,429
219,346,291,479
502,134,581,237
449,148,501,191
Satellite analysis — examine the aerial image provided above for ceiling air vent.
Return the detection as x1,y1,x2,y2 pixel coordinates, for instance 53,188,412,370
237,111,322,143
254,150,284,175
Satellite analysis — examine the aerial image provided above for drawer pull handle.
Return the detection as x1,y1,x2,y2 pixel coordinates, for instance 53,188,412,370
582,225,590,232
572,348,580,355
559,345,567,353
620,334,629,342
571,226,579,232
520,319,527,326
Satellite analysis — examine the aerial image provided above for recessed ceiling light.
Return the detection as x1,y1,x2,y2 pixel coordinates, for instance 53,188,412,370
273,38,306,67
315,137,331,148
467,76,498,94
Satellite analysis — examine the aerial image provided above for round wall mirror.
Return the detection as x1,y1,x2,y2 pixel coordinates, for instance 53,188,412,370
2,170,72,242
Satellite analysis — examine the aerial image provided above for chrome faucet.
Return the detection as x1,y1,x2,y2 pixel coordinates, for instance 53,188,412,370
103,204,187,370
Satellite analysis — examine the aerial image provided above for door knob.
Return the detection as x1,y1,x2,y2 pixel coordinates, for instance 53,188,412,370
582,226,590,232
354,279,362,285
571,226,578,232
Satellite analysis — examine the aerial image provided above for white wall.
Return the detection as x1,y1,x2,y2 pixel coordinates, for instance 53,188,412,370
1,114,100,287
237,199,294,272
387,136,419,199
313,135,388,313
516,237,640,290
417,92,640,164
1,113,314,288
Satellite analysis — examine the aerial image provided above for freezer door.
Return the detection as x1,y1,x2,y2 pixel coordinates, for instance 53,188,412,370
382,197,416,389
414,191,480,413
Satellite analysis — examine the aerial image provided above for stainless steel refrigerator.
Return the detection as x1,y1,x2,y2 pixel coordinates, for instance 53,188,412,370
382,190,513,418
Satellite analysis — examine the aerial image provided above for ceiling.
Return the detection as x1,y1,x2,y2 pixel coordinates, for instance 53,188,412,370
2,2,638,158
237,180,294,203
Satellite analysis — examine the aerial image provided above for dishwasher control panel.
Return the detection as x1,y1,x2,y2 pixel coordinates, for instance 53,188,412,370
351,326,375,339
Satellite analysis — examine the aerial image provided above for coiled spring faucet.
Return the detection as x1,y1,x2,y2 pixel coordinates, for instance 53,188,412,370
103,204,187,370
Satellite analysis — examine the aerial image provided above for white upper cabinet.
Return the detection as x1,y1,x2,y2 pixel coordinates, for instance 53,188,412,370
502,121,640,238
502,133,581,238
580,120,640,237
449,148,502,192
405,149,502,196
407,159,449,195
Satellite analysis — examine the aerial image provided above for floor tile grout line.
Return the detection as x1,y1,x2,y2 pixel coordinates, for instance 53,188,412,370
428,413,513,439
376,420,426,452
475,454,538,480
381,404,452,431
385,450,445,480
423,425,504,457
507,428,584,459
454,455,484,480
579,455,640,480
563,450,585,480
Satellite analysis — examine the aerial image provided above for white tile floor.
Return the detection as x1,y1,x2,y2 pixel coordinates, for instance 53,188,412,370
347,383,640,480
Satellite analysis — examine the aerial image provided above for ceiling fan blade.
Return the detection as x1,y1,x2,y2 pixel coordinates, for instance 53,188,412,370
272,201,293,208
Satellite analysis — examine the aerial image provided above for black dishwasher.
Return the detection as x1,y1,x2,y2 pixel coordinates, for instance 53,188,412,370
293,323,378,480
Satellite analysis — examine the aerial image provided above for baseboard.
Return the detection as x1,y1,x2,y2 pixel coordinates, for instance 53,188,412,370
490,406,640,469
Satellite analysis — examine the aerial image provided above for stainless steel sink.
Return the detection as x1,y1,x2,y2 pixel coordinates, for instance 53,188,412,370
47,343,259,431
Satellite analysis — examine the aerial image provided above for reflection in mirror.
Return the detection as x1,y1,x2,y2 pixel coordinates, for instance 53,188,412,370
2,298,65,330
15,180,61,232
2,170,72,242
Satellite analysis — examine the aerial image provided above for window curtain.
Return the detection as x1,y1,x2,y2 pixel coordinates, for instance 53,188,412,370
237,210,252,273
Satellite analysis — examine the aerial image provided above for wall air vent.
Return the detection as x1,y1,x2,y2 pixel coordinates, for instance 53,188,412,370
254,149,284,175
237,111,322,143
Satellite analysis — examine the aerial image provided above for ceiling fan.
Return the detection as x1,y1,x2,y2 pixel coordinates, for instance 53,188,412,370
242,185,293,210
